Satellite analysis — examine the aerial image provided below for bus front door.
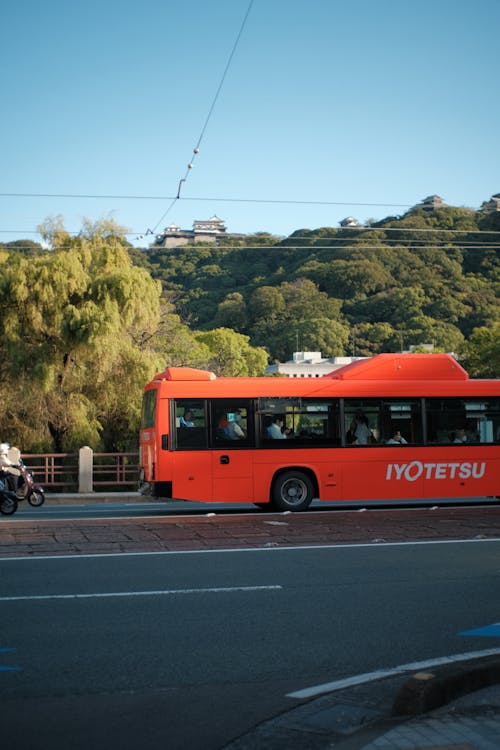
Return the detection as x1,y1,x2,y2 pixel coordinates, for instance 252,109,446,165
213,450,255,503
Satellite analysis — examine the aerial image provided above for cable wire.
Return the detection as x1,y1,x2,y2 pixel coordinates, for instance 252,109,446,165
0,191,412,208
148,0,255,235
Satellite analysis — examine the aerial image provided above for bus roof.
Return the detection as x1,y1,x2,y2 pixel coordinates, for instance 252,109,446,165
323,353,468,381
153,354,468,384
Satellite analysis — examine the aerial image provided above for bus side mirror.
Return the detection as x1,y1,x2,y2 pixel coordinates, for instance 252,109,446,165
161,434,168,450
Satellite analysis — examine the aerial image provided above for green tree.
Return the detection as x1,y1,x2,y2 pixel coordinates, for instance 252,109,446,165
248,286,286,324
0,220,163,451
458,324,500,378
194,328,268,376
214,292,248,331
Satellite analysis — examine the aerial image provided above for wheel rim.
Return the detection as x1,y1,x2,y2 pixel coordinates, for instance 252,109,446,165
280,477,308,507
29,491,45,507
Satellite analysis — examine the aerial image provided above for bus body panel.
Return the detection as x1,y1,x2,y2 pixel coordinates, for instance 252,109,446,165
171,451,213,501
339,446,496,500
212,450,255,503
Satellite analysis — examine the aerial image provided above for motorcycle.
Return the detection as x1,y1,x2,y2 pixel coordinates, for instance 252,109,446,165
16,458,45,507
0,478,18,516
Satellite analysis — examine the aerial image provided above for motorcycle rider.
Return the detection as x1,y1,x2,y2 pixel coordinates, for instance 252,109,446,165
0,442,20,493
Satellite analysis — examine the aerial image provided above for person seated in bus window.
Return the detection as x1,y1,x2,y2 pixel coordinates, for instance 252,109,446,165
450,428,467,444
267,416,288,439
179,410,194,428
349,412,374,445
386,430,408,445
465,422,479,442
223,410,246,440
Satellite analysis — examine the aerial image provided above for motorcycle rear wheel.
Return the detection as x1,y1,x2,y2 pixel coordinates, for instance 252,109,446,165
0,495,18,515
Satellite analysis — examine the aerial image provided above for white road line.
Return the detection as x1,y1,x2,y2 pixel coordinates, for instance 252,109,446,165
2,536,500,561
0,585,282,603
287,647,500,699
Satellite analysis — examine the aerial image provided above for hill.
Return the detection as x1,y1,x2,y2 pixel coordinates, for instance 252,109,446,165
130,204,500,361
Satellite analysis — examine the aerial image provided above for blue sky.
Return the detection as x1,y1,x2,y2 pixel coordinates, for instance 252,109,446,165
1,0,499,246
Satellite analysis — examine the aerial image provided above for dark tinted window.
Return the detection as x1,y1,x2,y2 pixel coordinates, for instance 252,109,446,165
426,397,500,444
211,400,254,448
141,390,157,429
344,398,422,446
259,398,341,447
174,400,208,450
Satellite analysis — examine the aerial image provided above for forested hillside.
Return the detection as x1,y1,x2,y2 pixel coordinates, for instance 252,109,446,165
131,205,500,362
1,205,498,452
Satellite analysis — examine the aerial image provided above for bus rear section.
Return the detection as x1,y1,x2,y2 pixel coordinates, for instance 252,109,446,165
139,384,173,498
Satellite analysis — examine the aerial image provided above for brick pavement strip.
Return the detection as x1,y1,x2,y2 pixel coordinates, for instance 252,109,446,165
1,506,500,556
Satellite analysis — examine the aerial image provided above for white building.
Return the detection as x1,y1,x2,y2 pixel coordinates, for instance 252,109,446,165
265,352,366,378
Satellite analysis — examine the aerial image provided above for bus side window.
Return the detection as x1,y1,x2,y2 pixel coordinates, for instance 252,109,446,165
210,400,254,447
174,400,208,450
380,399,422,444
425,398,500,444
259,398,340,446
344,399,381,446
141,389,157,429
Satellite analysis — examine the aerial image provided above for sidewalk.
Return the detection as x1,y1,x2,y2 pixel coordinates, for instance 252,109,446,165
224,653,500,749
3,499,500,557
43,491,146,504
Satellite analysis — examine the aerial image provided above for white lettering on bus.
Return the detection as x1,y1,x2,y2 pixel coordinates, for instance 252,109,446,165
386,461,486,482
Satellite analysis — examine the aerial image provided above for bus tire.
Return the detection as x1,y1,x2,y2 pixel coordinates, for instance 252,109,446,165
271,471,314,512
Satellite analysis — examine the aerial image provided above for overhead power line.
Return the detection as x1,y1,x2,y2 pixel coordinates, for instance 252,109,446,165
0,191,413,208
147,0,255,235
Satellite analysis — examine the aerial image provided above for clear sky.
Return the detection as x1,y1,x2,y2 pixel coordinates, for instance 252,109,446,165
1,0,499,246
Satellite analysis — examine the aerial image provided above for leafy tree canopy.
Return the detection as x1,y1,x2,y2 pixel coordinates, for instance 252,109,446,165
137,203,498,360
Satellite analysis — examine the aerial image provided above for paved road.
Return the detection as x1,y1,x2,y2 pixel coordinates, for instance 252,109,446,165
2,541,500,749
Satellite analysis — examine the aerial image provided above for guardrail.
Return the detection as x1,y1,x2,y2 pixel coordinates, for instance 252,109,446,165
20,449,139,493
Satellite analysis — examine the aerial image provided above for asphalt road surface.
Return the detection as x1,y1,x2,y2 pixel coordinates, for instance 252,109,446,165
2,540,500,749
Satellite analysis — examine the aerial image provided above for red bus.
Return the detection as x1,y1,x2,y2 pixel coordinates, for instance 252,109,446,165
139,353,500,511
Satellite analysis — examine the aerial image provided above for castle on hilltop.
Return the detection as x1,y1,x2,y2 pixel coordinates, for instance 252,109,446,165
150,216,233,248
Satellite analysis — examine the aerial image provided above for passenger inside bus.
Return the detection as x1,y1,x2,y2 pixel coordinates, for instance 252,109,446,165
179,410,194,427
386,430,408,444
349,412,375,445
267,416,288,439
218,411,246,440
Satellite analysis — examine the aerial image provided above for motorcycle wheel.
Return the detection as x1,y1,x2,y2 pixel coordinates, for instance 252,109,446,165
0,495,18,515
28,490,45,507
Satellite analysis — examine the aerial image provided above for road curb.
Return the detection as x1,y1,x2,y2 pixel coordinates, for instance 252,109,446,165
392,654,500,715
45,492,147,505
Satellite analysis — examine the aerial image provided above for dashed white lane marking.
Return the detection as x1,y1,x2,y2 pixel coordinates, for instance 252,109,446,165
287,647,500,699
0,585,282,603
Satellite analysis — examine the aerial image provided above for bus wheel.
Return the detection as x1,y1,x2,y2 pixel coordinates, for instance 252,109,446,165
271,471,314,512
